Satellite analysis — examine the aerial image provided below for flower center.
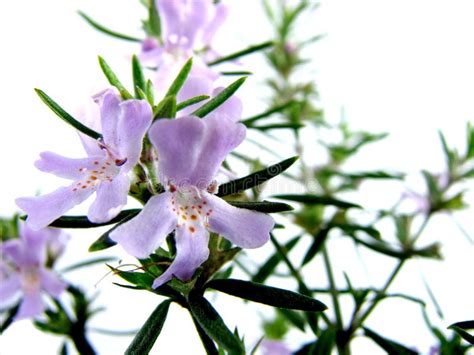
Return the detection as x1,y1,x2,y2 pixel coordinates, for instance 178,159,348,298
168,185,213,234
72,146,126,192
20,267,40,293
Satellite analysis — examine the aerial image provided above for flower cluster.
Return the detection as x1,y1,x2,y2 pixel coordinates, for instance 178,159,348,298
14,0,273,292
5,3,278,353
0,223,68,320
17,89,152,229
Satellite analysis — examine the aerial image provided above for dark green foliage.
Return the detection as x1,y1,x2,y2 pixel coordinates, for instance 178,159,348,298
217,156,298,196
206,279,327,312
125,300,171,354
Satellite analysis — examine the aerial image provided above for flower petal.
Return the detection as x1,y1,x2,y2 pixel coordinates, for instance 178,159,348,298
205,193,274,248
116,99,152,171
15,291,44,320
140,38,165,67
94,89,121,148
88,173,130,223
0,276,21,303
1,239,22,264
18,223,49,266
202,3,229,46
16,185,94,230
110,192,176,258
35,152,101,180
158,0,210,50
149,115,246,188
40,269,66,298
152,225,209,288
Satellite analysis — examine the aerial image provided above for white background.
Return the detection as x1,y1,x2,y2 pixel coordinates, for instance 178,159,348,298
1,0,473,354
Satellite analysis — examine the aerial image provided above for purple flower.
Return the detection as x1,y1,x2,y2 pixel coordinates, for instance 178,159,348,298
110,115,274,288
0,223,67,320
140,0,229,97
16,89,152,230
260,339,292,355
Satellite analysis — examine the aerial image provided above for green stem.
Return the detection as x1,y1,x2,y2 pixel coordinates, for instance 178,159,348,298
322,248,343,329
353,259,405,330
348,215,431,337
69,328,96,355
270,234,331,329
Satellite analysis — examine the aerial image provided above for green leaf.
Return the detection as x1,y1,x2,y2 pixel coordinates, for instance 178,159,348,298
145,79,155,106
78,11,142,42
217,156,298,196
0,303,20,333
125,300,171,355
448,321,474,345
111,268,155,289
165,58,193,97
188,293,244,355
208,41,274,66
89,232,117,252
227,201,293,213
60,342,68,355
35,89,102,140
0,215,20,241
439,192,467,211
241,101,296,126
394,215,413,245
439,130,456,172
250,123,304,131
421,170,441,204
206,279,327,312
341,170,405,180
220,71,253,76
192,318,219,355
328,222,381,240
49,209,140,229
294,328,336,355
88,210,141,252
145,0,161,37
60,257,117,273
98,56,133,100
192,77,247,118
301,227,331,266
132,55,146,98
177,95,210,111
274,194,361,209
153,95,177,120
363,327,418,354
466,122,474,159
350,234,441,260
252,236,300,283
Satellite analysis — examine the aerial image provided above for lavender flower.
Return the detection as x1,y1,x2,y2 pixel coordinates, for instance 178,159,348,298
0,223,67,320
140,0,229,97
260,339,292,355
16,89,152,230
110,115,274,288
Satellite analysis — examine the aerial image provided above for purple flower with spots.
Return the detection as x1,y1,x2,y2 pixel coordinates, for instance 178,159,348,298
0,223,67,320
16,89,152,230
140,0,229,97
110,115,274,288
